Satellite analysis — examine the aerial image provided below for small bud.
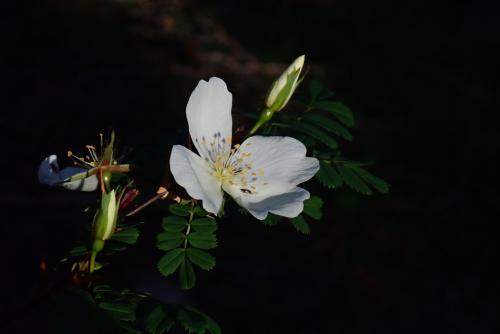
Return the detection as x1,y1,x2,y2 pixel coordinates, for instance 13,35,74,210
265,55,305,112
94,190,118,241
119,188,139,210
90,190,119,273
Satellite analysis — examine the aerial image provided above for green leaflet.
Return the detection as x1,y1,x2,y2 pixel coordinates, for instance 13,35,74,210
156,232,185,251
98,302,136,321
289,215,311,235
263,213,281,226
157,248,185,277
187,232,217,250
186,248,216,270
302,113,353,141
336,163,373,195
314,101,355,127
308,80,334,101
350,166,390,194
69,244,88,257
179,259,196,290
111,227,140,245
303,196,324,220
316,161,343,189
193,206,209,216
178,308,209,333
183,306,222,334
286,121,338,149
162,216,188,232
145,305,170,334
190,217,218,233
169,203,191,216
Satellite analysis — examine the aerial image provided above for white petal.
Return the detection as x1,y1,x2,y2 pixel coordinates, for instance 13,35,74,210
62,175,99,191
170,145,223,215
222,135,319,205
186,77,233,161
38,155,63,185
245,187,310,220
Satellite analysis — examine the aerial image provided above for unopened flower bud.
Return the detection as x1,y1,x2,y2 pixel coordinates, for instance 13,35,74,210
94,190,118,241
265,55,305,112
90,190,119,272
119,188,139,210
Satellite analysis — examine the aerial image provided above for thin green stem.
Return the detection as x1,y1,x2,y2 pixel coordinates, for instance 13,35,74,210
89,251,97,273
249,108,274,136
183,201,195,249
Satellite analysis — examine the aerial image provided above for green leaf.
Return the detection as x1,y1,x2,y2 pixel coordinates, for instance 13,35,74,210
289,215,311,234
302,113,353,141
316,161,343,189
193,206,209,216
169,204,191,216
286,121,338,149
111,227,139,245
336,164,373,195
205,317,222,334
69,244,88,257
184,306,222,334
263,213,281,226
187,232,217,250
308,80,323,100
303,196,323,220
180,259,196,290
98,302,135,321
186,248,215,271
308,80,334,101
190,217,217,233
314,101,354,127
350,166,389,194
157,232,185,251
145,305,166,334
178,308,207,333
162,216,188,232
93,284,113,293
157,249,185,277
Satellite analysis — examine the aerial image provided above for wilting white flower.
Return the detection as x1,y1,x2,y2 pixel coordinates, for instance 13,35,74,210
38,154,99,191
38,133,130,192
170,77,319,220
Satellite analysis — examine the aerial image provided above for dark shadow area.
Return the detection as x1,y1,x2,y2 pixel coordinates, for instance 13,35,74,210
1,0,498,333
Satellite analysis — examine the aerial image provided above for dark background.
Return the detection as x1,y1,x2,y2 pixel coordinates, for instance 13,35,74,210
1,0,498,333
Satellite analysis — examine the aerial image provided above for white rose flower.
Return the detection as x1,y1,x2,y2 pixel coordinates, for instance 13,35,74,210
170,77,319,220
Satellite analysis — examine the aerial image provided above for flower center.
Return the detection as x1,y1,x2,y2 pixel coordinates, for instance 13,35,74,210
211,143,259,194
